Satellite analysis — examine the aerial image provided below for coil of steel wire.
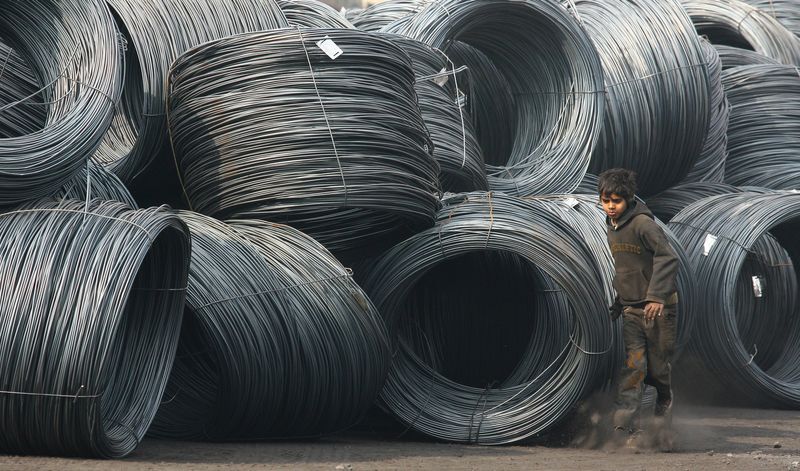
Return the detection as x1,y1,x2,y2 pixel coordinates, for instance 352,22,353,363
383,0,605,196
745,0,800,37
680,38,730,184
571,0,711,196
0,41,46,138
362,192,615,444
100,0,288,182
386,35,488,192
0,199,190,458
669,191,800,407
150,212,390,440
682,0,800,65
55,161,138,209
721,65,800,189
715,44,782,69
167,28,440,259
0,0,123,205
646,182,741,222
350,0,426,32
277,0,355,29
574,173,599,195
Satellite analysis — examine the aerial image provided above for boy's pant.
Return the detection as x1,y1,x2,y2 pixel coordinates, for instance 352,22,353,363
613,305,677,431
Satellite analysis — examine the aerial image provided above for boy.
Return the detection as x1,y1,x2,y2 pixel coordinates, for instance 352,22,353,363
598,168,678,447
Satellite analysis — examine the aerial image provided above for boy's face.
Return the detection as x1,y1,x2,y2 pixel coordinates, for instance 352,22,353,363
600,192,627,220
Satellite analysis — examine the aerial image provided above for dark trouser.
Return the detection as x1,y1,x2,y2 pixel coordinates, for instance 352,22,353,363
613,305,676,431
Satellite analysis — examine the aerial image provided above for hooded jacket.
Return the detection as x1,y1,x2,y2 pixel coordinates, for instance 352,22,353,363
607,200,678,306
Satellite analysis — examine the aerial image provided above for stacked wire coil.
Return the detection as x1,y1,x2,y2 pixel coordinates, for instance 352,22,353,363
715,44,782,69
0,0,123,205
167,28,440,259
350,0,427,32
0,41,46,138
150,212,390,440
0,199,190,458
276,0,355,29
384,0,606,196
745,0,800,37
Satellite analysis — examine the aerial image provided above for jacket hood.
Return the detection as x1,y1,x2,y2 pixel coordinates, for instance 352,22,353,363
607,200,654,230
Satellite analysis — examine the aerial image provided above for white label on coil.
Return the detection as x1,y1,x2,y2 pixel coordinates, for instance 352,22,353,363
434,68,449,87
703,234,718,256
316,36,343,60
564,197,580,208
752,276,764,298
456,90,467,108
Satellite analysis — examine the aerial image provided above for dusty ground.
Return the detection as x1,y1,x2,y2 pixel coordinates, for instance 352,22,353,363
1,405,799,470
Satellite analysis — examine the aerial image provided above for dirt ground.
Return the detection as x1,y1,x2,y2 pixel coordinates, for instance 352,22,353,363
1,405,799,470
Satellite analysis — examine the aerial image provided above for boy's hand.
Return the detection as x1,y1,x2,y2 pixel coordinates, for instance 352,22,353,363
644,302,664,321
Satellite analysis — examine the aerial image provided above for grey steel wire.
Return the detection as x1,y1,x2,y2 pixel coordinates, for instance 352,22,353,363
646,182,742,222
0,41,46,138
0,198,190,458
56,161,138,209
669,191,800,407
350,0,427,32
0,0,123,205
362,192,615,444
386,35,488,192
715,44,782,69
745,0,800,37
150,212,390,440
682,0,800,65
721,64,800,189
167,28,440,259
277,0,355,29
100,0,288,182
383,0,606,196
573,0,711,196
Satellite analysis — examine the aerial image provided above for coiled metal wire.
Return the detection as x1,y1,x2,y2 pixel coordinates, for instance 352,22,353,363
721,65,800,189
0,199,190,458
0,0,123,205
646,182,742,222
715,44,782,69
745,0,800,37
277,0,355,29
150,212,390,440
350,0,426,32
386,35,488,192
167,28,440,260
669,191,800,407
100,0,288,182
383,0,606,196
362,192,615,444
0,41,46,137
573,0,711,196
682,0,800,65
56,161,138,209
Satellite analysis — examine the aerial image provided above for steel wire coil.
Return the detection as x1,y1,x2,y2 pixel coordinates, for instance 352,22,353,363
681,38,730,184
0,199,190,458
572,0,711,196
167,28,440,259
682,0,800,65
56,161,138,209
715,44,782,69
386,35,488,192
669,191,800,407
350,0,426,32
745,0,800,37
0,41,46,138
150,212,390,440
277,0,355,29
362,192,615,444
721,65,800,189
383,0,605,196
0,0,123,205
101,0,288,182
646,182,742,222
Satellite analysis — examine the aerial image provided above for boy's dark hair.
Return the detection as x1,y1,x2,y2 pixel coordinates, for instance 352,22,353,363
597,168,637,202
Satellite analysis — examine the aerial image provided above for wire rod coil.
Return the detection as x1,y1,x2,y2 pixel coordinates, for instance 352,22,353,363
167,28,440,259
276,0,355,29
382,0,606,196
721,64,800,189
55,161,139,209
150,212,390,440
646,182,742,222
0,199,190,458
682,0,800,65
350,0,427,32
0,0,123,205
744,0,800,37
669,191,800,407
362,192,615,444
715,44,782,69
0,41,46,138
100,0,288,182
573,0,711,196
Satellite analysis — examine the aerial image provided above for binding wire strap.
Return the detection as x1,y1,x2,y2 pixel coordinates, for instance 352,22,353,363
744,0,800,37
574,0,711,196
0,199,190,458
362,192,615,444
167,29,440,261
383,0,606,196
150,212,390,440
669,191,800,407
0,0,123,205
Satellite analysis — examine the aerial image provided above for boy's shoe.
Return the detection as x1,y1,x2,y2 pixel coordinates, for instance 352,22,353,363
654,397,672,417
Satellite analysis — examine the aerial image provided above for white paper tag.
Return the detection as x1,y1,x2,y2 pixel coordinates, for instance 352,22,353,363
703,234,718,256
456,90,466,108
434,68,449,87
564,197,580,208
316,36,343,60
752,276,763,298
